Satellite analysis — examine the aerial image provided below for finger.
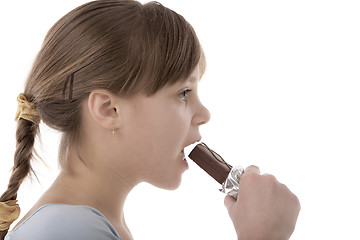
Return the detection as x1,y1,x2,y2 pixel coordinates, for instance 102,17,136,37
224,194,236,212
243,165,260,176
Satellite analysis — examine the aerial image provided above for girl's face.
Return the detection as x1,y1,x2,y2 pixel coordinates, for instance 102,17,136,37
117,65,211,189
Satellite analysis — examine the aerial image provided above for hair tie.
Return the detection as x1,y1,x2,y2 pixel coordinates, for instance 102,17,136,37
0,200,20,231
14,93,41,124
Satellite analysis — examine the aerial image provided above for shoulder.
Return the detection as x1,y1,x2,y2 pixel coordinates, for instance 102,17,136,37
6,204,121,240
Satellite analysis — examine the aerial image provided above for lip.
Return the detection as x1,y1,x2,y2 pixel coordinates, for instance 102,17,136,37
182,138,202,158
184,137,202,149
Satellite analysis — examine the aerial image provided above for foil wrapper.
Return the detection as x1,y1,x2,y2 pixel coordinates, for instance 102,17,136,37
220,165,244,199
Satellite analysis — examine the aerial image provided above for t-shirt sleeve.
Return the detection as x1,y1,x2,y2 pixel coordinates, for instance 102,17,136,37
5,204,121,240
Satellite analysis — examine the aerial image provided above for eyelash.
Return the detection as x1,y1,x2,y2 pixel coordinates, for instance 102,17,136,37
177,89,192,101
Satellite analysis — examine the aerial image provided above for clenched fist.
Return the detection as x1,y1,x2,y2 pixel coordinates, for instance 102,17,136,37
224,166,300,240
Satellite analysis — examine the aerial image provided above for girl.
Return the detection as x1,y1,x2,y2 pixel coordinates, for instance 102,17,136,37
0,1,300,239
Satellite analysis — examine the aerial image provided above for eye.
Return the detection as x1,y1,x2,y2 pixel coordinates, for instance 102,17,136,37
177,89,192,101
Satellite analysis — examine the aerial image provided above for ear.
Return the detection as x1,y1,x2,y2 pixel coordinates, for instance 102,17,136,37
87,89,119,131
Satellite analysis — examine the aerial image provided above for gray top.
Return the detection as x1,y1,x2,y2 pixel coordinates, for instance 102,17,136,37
5,204,121,240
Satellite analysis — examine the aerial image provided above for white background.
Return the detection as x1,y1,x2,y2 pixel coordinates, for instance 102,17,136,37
1,1,359,239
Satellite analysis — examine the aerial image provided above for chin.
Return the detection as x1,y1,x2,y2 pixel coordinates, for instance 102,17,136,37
151,175,183,191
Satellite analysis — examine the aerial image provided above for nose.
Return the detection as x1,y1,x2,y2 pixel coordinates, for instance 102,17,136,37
192,103,211,126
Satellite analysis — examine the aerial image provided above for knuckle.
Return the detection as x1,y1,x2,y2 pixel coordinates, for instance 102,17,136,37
263,174,277,184
242,172,259,182
281,185,301,211
245,165,260,174
247,165,259,170
292,194,301,211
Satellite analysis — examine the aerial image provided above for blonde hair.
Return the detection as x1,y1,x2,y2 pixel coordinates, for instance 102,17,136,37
0,0,204,237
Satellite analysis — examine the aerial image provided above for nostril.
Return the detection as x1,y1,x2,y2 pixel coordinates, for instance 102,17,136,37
197,120,205,126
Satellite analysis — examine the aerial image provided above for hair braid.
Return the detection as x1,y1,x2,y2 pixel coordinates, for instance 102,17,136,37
0,119,39,239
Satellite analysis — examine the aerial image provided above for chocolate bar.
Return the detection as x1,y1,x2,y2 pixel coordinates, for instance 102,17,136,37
188,143,232,184
188,142,244,199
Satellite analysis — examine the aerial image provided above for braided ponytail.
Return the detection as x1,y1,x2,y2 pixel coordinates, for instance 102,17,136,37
0,107,40,239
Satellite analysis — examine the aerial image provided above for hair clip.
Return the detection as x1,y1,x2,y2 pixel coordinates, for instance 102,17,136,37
62,73,74,101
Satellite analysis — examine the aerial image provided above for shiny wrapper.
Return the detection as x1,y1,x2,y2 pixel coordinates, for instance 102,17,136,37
221,165,244,199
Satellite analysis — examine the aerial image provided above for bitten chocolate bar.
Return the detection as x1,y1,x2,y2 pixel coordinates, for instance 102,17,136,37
188,142,244,199
188,143,232,184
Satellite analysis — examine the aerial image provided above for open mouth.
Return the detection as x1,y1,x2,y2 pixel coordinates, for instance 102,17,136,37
181,140,201,160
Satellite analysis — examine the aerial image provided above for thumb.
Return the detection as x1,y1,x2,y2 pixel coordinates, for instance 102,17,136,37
224,194,236,212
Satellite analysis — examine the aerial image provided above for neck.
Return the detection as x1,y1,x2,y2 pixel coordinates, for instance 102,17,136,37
43,150,139,239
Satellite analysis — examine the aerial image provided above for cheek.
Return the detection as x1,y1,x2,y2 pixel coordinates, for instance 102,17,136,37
144,109,190,160
149,112,187,151
123,98,191,161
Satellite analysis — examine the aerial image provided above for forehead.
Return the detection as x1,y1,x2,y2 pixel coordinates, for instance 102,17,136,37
154,68,201,95
177,64,202,84
138,64,203,97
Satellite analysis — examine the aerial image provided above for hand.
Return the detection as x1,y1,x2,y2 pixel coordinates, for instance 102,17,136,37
224,166,300,240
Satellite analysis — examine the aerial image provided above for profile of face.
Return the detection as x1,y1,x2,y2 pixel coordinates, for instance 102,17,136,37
111,64,211,190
